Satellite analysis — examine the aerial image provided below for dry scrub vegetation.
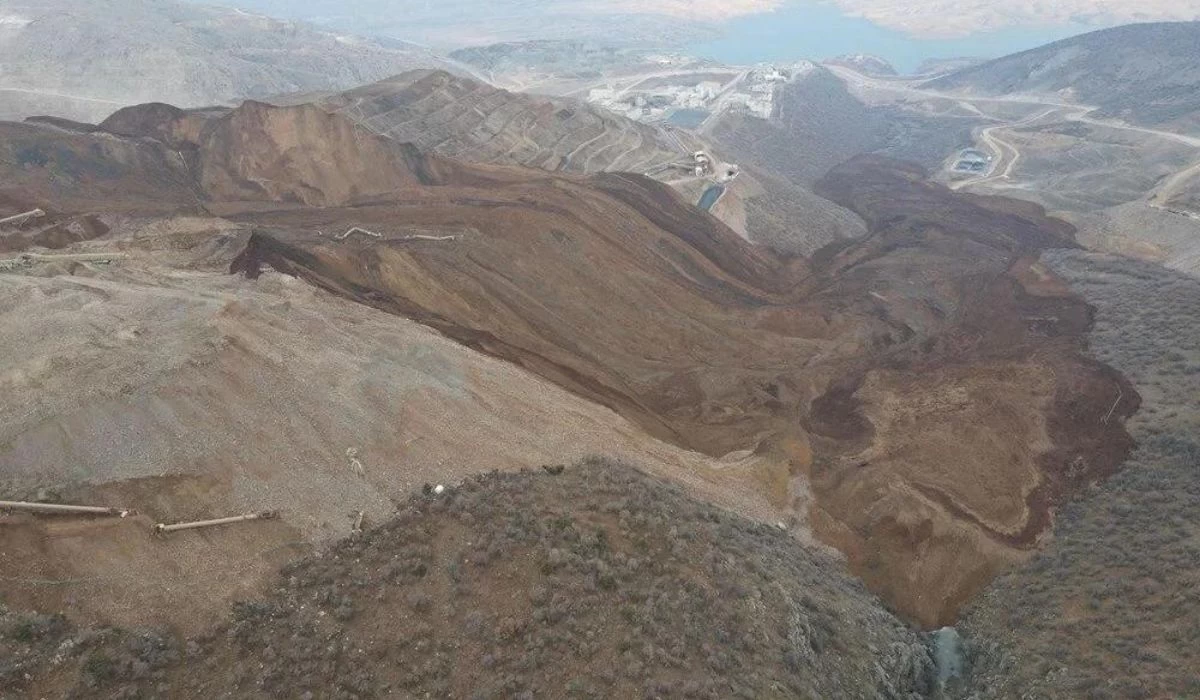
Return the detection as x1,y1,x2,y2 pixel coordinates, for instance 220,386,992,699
961,250,1200,699
2,459,935,699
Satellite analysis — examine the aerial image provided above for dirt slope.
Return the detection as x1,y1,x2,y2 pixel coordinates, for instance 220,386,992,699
0,218,785,636
0,100,1136,628
2,459,936,700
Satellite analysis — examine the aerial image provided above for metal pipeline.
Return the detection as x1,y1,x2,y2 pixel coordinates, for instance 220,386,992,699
153,510,279,535
0,500,133,517
0,209,45,227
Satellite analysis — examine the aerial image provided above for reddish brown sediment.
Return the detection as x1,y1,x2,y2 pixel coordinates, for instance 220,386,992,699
0,101,1137,627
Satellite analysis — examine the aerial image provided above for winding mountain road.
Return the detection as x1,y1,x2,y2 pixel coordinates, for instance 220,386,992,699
951,108,1060,190
826,65,1200,200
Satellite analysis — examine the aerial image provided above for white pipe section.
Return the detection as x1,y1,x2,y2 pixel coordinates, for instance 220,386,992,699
0,209,45,226
153,511,278,535
0,500,132,517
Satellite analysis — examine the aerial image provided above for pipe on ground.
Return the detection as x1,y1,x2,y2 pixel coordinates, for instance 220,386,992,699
0,501,133,517
0,209,45,226
153,511,279,535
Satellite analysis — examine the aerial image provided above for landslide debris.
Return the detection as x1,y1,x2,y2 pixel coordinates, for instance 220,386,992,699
2,459,936,700
238,150,1135,626
959,252,1200,700
0,97,1136,629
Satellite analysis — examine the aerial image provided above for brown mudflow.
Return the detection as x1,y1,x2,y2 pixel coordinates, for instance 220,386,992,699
2,99,1135,627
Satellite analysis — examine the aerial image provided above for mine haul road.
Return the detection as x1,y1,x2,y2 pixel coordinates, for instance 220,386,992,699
826,65,1200,196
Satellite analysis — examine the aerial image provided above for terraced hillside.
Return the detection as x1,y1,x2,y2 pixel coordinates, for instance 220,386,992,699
267,68,875,256
307,70,682,174
2,460,937,699
280,70,872,255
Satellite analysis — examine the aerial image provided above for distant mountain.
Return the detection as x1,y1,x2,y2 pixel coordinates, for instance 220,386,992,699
0,0,461,123
928,22,1200,133
176,0,759,47
914,57,985,76
829,0,1200,39
826,54,897,77
449,40,659,77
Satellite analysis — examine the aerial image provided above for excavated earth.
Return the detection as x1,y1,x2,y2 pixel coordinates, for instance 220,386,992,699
0,98,1136,631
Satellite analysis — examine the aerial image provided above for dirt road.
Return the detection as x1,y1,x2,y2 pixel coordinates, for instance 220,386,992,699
826,65,1200,196
950,108,1061,190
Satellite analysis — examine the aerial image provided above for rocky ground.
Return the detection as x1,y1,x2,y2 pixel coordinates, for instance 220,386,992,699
0,215,783,636
2,459,935,700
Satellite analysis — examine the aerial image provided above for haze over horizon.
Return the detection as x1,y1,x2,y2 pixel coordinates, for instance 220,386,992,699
163,0,1200,72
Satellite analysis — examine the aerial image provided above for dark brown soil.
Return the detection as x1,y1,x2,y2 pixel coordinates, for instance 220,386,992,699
0,98,1138,627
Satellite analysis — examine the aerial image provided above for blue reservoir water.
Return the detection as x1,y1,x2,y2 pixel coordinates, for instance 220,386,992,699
698,184,726,211
690,1,1094,74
